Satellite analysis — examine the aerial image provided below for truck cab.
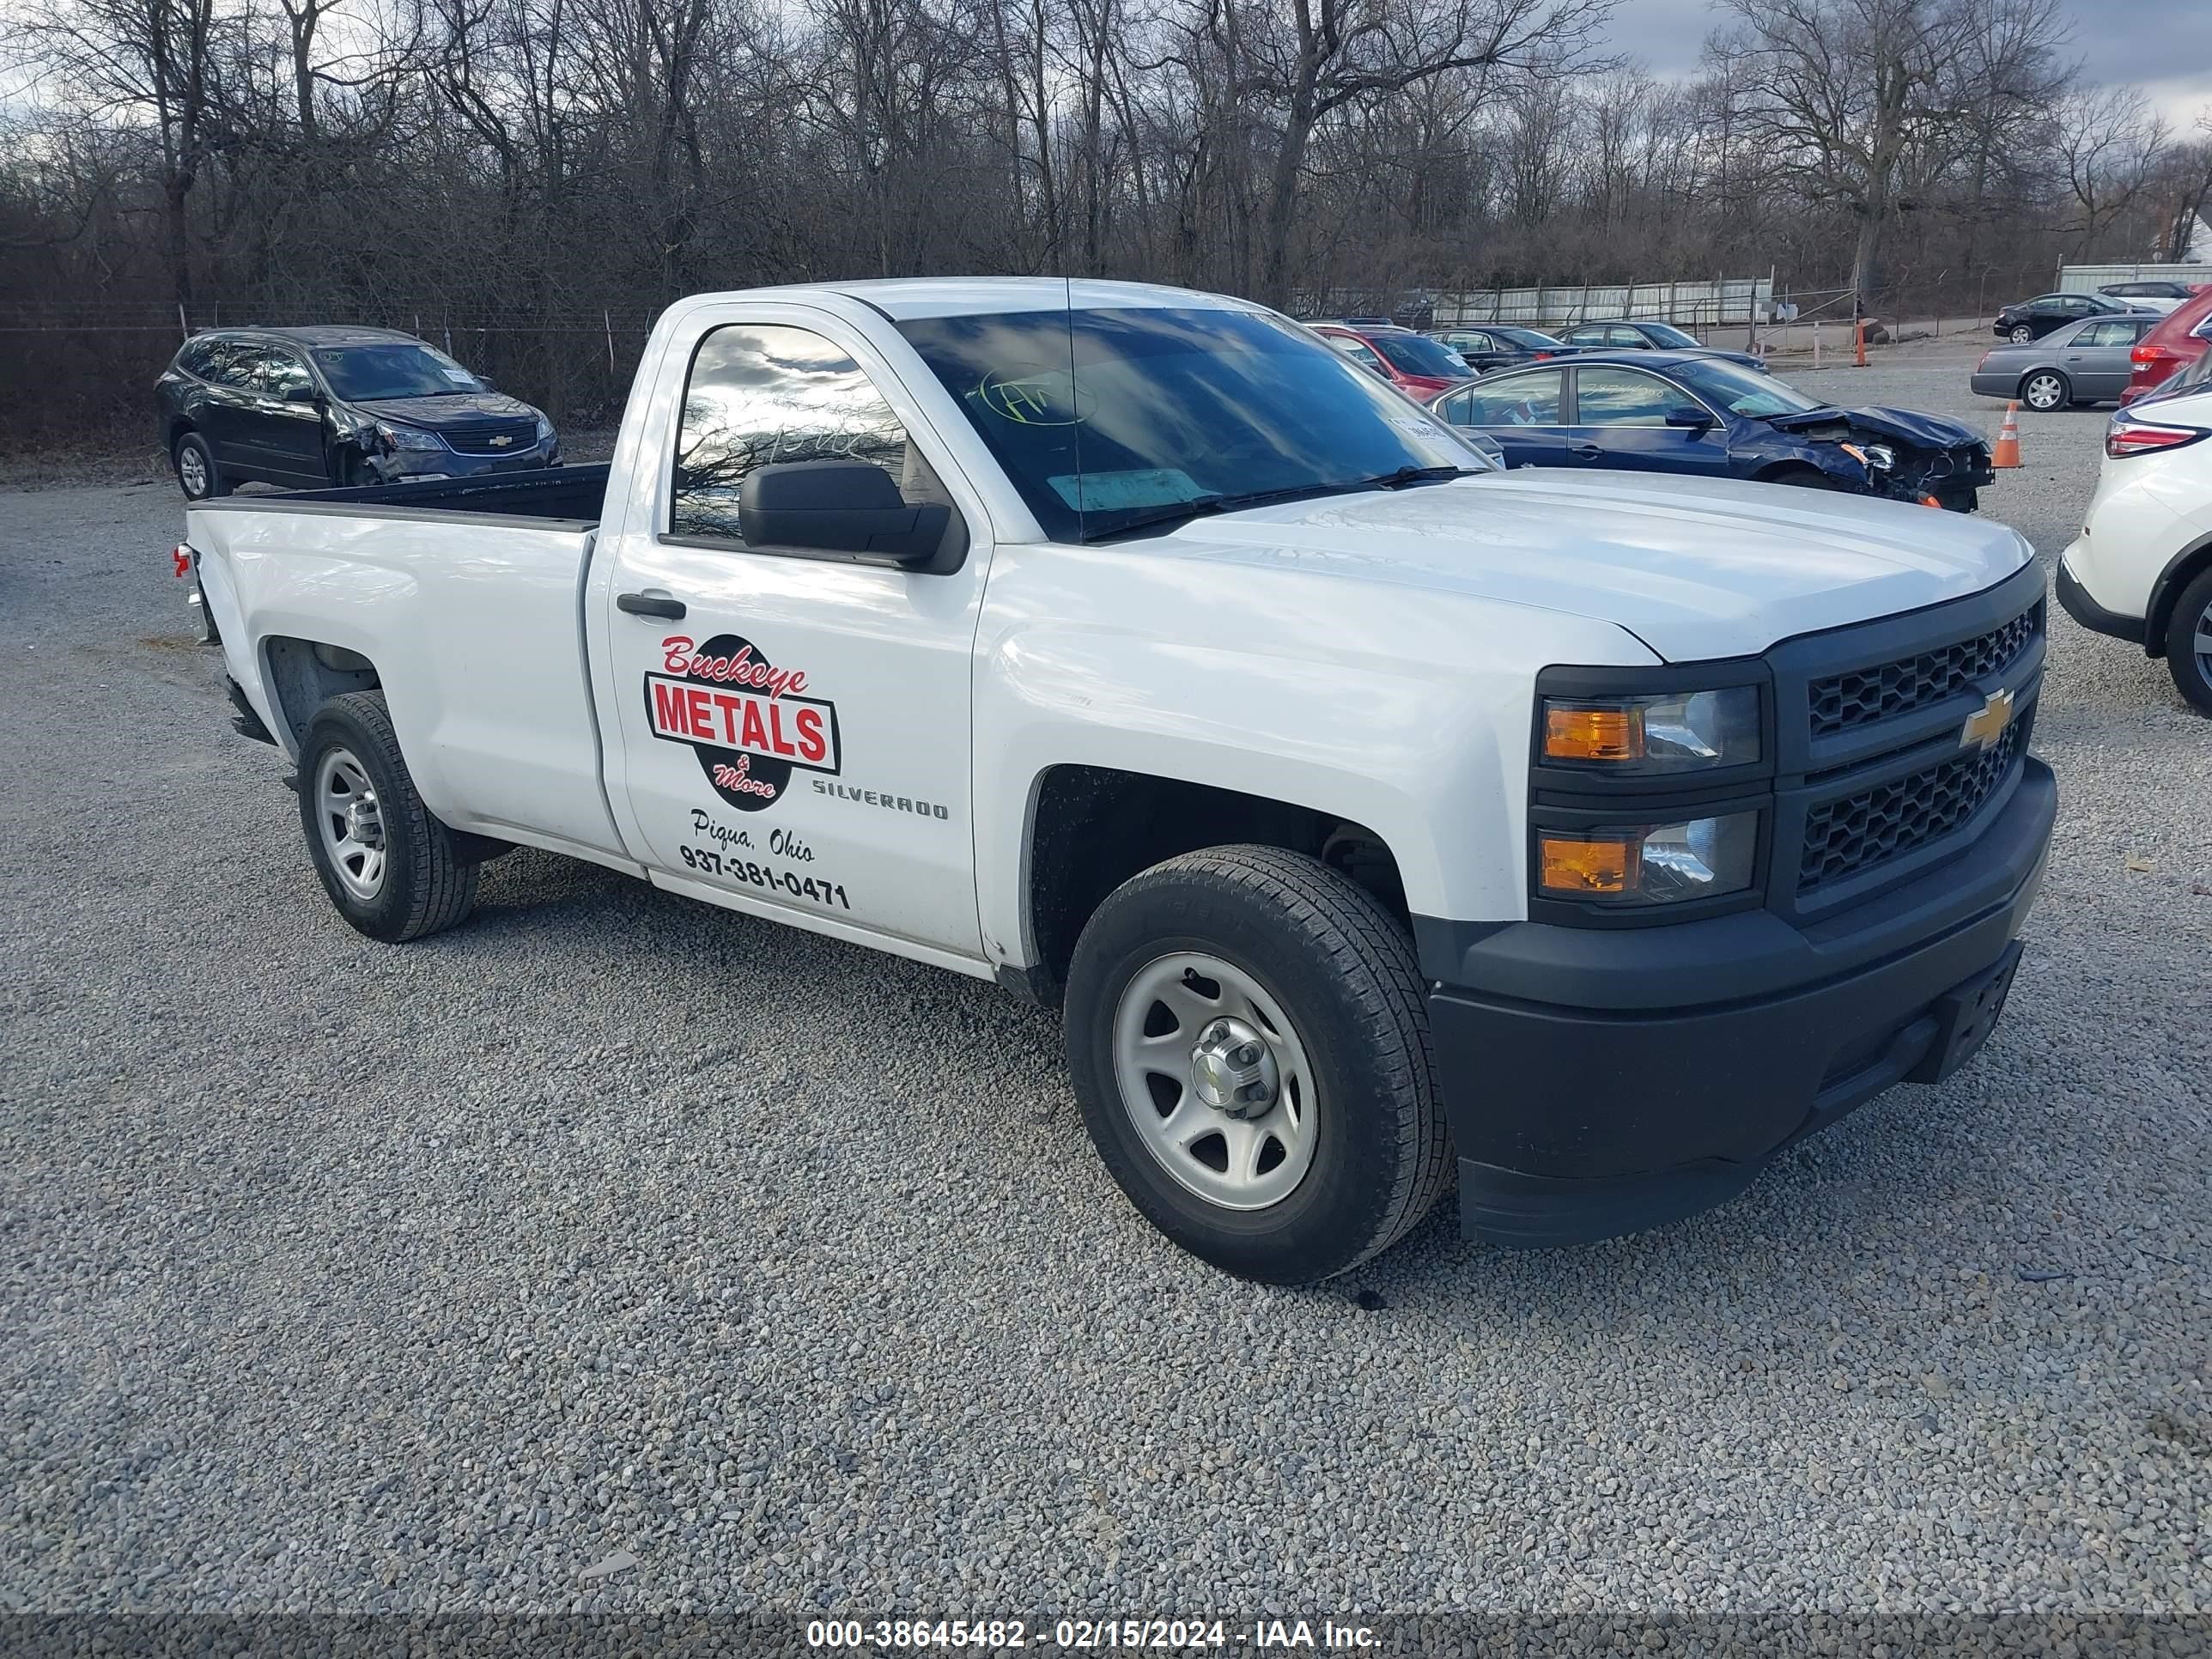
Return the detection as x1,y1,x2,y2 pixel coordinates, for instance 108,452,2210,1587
182,278,2056,1284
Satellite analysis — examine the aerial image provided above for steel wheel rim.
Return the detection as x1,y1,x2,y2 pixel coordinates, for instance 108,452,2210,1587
2024,374,2063,410
1110,951,1318,1212
314,745,387,901
179,446,208,496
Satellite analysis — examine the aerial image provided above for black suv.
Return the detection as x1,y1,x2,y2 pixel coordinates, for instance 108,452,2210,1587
155,325,560,499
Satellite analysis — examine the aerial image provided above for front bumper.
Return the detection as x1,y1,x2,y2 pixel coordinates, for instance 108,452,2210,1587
372,440,559,482
1426,757,2056,1249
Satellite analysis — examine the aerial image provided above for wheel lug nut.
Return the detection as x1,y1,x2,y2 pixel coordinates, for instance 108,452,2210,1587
1237,1043,1261,1064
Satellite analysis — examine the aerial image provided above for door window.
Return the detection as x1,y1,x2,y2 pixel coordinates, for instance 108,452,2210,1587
669,324,935,546
1574,368,1682,426
1451,332,1493,355
1455,369,1565,425
260,349,315,399
1606,325,1646,347
1561,326,1605,346
197,342,261,387
1322,334,1387,374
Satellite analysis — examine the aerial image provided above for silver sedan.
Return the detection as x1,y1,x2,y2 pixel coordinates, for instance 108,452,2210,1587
1970,313,2157,410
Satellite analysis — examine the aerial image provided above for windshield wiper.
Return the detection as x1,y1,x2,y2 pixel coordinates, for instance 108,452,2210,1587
1362,464,1477,488
1080,468,1479,542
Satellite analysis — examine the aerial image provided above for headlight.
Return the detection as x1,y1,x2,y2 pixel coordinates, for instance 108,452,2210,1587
1840,441,1895,471
1540,687,1760,772
377,422,443,452
1536,812,1759,906
534,413,555,443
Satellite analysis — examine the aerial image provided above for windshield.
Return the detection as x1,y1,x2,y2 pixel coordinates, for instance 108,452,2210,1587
1365,331,1473,379
1498,327,1565,349
1672,358,1823,418
896,307,1487,541
1640,322,1701,349
313,343,483,400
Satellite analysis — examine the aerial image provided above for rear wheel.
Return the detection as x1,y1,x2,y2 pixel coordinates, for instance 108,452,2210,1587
2020,369,2069,412
1063,844,1450,1284
173,432,229,501
2164,567,2212,716
299,691,480,941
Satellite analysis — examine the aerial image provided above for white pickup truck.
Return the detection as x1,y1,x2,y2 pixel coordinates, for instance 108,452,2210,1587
182,278,2056,1283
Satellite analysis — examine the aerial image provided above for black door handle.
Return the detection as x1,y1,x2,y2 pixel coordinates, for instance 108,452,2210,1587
617,592,687,620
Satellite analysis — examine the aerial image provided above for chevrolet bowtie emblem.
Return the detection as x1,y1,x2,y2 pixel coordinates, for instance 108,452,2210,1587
489,434,514,447
1960,687,2015,750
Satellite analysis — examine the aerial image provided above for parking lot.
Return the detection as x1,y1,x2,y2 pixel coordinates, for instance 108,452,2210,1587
2,334,2207,1620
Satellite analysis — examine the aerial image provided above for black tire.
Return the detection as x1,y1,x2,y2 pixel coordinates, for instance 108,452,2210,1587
173,432,230,501
2008,324,2034,344
2164,566,2212,716
2019,369,2069,413
1063,844,1449,1284
345,456,380,488
298,691,480,942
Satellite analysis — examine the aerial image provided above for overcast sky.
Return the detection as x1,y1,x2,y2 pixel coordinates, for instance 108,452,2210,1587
1605,0,2212,130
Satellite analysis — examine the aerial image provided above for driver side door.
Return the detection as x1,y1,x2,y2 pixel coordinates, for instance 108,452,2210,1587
1563,366,1733,478
597,312,991,960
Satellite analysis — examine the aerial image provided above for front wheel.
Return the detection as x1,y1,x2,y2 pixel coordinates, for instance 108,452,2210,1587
2020,369,2069,412
2165,567,2212,716
2008,324,2034,344
299,691,480,941
1063,845,1450,1283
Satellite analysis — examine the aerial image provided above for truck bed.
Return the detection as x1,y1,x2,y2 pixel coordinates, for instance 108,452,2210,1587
261,462,609,526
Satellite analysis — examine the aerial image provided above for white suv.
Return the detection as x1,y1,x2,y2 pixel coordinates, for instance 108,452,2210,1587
2060,380,2212,713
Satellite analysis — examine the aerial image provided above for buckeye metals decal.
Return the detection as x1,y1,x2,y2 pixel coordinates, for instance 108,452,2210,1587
647,633,841,811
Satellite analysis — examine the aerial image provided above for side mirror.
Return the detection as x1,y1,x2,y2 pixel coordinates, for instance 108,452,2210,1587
1664,405,1715,430
283,384,321,404
738,459,964,573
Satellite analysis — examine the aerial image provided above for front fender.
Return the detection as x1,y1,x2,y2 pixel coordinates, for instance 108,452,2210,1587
969,544,1658,971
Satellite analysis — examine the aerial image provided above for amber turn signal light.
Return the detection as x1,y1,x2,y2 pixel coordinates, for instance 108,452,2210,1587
1543,704,1644,763
1537,833,1641,896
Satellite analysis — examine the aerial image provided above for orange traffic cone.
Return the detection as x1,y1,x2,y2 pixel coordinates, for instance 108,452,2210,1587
1854,319,1869,367
1991,402,2022,469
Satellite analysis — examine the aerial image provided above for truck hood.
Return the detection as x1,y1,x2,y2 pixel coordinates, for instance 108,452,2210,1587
1150,471,2033,662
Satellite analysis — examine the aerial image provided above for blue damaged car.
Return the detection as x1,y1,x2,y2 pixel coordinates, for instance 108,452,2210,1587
1428,349,1995,513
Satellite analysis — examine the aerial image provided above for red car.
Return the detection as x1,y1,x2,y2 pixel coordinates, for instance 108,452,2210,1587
2121,288,2212,404
1307,323,1473,398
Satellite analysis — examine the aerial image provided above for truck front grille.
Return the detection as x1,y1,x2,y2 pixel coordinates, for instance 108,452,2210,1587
1808,599,2041,738
1800,720,2024,893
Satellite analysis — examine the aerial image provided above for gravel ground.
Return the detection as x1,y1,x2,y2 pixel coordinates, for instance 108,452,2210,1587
1,337,2208,1630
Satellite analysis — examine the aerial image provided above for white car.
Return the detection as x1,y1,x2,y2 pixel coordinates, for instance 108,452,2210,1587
2058,380,2212,713
177,277,2056,1281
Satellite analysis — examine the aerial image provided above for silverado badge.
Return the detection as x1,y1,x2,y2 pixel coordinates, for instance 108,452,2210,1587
1960,687,2015,751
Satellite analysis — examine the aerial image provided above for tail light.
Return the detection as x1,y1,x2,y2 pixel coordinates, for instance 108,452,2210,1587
171,543,192,578
2130,343,2183,379
2106,415,2207,459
